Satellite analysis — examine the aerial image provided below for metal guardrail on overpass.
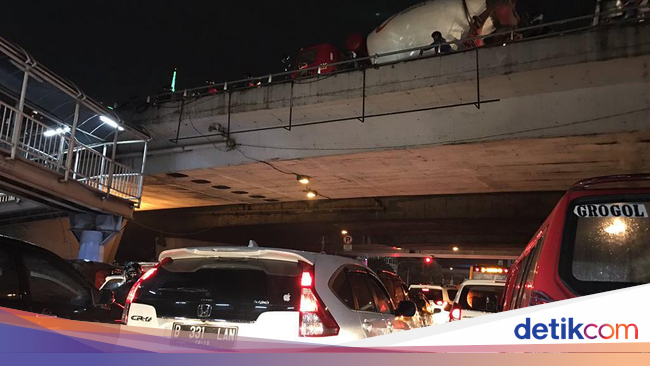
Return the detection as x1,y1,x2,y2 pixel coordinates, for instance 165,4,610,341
147,3,649,104
0,36,150,207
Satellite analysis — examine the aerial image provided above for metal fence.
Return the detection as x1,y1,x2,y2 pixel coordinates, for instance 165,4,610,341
0,33,149,208
0,193,17,204
0,99,142,202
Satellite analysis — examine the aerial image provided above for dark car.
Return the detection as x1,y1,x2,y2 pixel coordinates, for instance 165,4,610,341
409,291,435,326
69,259,121,289
377,270,426,328
0,236,122,323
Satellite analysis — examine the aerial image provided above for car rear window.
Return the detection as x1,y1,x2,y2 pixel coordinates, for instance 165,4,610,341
458,285,504,313
411,288,443,302
562,197,650,294
135,258,303,322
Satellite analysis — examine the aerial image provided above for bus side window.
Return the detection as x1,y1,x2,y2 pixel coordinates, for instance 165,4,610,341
509,228,547,309
509,254,530,308
517,233,546,307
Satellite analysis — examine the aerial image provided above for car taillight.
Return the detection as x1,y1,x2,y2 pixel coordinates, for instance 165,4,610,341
121,266,161,324
529,290,554,306
299,270,339,337
435,300,443,306
449,304,462,322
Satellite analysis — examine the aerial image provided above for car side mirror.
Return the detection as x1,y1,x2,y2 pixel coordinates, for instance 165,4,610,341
395,300,417,317
98,289,115,306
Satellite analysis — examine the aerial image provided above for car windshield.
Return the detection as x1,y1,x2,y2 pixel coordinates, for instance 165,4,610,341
565,198,650,292
135,258,302,321
296,49,317,68
458,285,504,313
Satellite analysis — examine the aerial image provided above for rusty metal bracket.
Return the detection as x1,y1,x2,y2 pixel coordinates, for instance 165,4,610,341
357,68,366,123
284,81,294,131
474,49,481,109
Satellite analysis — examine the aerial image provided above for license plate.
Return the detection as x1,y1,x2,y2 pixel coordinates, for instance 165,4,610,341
170,323,238,350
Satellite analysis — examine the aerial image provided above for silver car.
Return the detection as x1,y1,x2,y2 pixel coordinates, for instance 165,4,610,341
123,246,416,347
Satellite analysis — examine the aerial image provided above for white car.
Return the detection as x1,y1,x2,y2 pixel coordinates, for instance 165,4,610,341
448,280,505,321
123,246,416,348
408,284,455,325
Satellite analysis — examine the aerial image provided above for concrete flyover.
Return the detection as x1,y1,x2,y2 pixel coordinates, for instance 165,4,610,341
127,22,650,210
119,192,563,261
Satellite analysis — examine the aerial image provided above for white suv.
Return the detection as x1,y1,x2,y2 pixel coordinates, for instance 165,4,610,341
123,247,416,348
448,279,505,322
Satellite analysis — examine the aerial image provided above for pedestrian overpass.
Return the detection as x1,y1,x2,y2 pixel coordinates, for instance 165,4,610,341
0,36,149,261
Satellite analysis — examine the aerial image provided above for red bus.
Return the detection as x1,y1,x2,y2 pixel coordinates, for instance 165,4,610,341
502,174,650,310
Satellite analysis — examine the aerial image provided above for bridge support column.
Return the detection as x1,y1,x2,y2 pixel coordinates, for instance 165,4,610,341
70,213,126,263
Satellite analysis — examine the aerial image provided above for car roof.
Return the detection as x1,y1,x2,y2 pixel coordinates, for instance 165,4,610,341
1,235,69,259
377,270,400,278
0,235,96,289
409,284,443,290
459,279,506,287
158,246,357,267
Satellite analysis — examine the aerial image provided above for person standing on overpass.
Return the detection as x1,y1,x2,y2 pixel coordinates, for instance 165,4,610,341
420,31,452,56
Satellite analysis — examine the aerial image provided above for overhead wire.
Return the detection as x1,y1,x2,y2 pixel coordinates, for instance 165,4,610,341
234,146,300,176
234,107,650,152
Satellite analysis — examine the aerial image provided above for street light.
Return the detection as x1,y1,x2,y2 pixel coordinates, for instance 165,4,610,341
341,229,348,235
43,126,70,137
297,175,311,184
452,246,459,252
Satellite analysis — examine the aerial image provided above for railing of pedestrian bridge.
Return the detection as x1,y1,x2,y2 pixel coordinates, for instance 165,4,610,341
0,34,150,207
0,100,144,203
148,3,649,105
0,193,17,204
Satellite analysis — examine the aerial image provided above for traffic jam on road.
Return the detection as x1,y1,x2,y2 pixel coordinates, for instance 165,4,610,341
0,174,648,349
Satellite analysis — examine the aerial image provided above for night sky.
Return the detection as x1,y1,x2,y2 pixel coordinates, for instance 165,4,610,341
1,1,595,104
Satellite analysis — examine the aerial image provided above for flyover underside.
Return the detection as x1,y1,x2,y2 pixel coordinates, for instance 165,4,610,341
141,129,650,210
119,192,563,261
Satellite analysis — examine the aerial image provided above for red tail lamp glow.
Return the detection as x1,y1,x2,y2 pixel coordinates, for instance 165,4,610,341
301,271,313,287
298,270,339,337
